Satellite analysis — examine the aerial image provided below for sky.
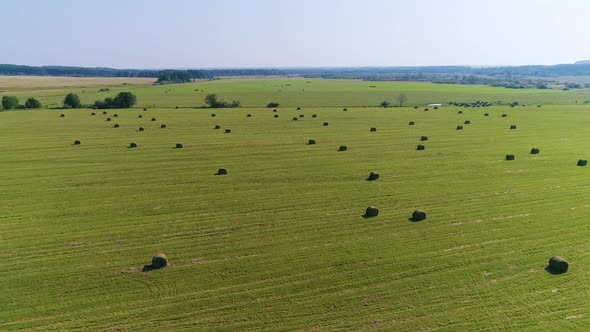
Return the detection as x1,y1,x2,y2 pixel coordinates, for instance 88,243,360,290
2,0,590,69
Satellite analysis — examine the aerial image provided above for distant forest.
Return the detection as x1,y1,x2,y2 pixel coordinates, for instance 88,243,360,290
4,63,590,89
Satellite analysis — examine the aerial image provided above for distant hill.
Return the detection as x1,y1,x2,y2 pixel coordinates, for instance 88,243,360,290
575,60,590,65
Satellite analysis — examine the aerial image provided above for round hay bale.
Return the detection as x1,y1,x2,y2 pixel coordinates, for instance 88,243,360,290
113,114,118,117
102,111,107,114
484,113,489,116
216,168,227,175
91,112,96,116
138,127,144,131
577,159,588,166
74,140,81,145
293,117,298,121
510,125,517,129
175,143,183,149
247,114,252,117
274,114,279,118
214,125,221,129
343,108,348,111
106,117,112,122
211,113,216,117
414,106,419,109
416,144,425,150
458,110,463,114
548,256,569,273
297,107,301,110
530,148,540,154
160,124,166,128
338,145,348,152
424,108,429,112
175,106,179,109
308,139,316,145
501,114,507,117
411,210,426,221
151,253,169,269
114,123,120,128
409,121,415,125
273,109,277,112
505,154,515,160
151,118,156,121
434,106,439,110
225,129,231,133
365,206,379,217
312,114,317,118
370,127,377,132
456,125,463,130
367,172,379,181
464,120,471,124
138,115,143,118
143,108,147,111
323,122,329,126
60,114,65,118
129,142,137,148
299,114,304,118
420,136,428,141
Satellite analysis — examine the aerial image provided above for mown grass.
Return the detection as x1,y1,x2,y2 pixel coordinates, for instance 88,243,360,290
1,79,590,330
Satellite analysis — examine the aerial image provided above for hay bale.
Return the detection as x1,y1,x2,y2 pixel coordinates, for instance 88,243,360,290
424,108,429,112
323,122,329,126
456,125,463,130
367,172,379,181
484,113,489,116
548,256,569,273
365,206,379,217
129,142,137,148
338,145,348,151
138,115,143,118
150,253,169,269
297,107,301,110
106,117,112,122
151,118,156,121
312,114,317,118
274,114,279,118
458,110,463,114
214,125,221,129
216,168,228,175
343,108,348,111
530,148,540,154
113,114,118,118
211,113,216,117
434,106,439,110
416,144,425,150
370,127,377,132
464,120,471,124
247,114,252,117
308,139,316,145
299,114,304,118
114,123,120,128
510,125,517,129
74,140,81,145
160,124,166,128
143,108,147,111
91,112,96,116
175,143,183,149
60,114,65,118
293,117,298,121
411,210,426,221
420,136,428,141
501,114,507,117
225,129,231,133
102,111,107,114
505,154,515,160
577,159,587,166
414,106,419,109
138,127,144,131
273,109,277,112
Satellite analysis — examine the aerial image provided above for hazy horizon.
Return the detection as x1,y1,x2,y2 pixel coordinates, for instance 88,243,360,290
3,0,590,69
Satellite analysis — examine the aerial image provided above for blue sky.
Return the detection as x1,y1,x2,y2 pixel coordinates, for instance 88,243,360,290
2,0,590,68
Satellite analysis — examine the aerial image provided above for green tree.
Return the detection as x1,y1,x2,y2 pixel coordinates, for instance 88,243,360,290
24,98,42,109
396,93,408,107
64,93,81,108
2,96,19,110
113,92,137,108
205,94,219,107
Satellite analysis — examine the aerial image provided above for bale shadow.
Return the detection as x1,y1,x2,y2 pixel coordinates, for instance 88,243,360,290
544,265,567,275
142,264,166,272
408,217,424,222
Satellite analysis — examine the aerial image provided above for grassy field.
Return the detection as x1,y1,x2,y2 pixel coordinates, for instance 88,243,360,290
3,76,590,109
2,78,590,330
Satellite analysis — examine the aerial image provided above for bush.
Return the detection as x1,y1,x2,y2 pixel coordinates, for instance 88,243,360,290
380,101,390,108
64,93,81,108
267,102,280,108
24,98,42,109
93,92,137,109
2,96,19,110
204,93,240,108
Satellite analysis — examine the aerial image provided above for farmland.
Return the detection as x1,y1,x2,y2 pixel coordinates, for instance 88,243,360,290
2,77,590,330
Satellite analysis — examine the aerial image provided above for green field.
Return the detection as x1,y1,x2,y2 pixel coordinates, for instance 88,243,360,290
2,78,590,330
